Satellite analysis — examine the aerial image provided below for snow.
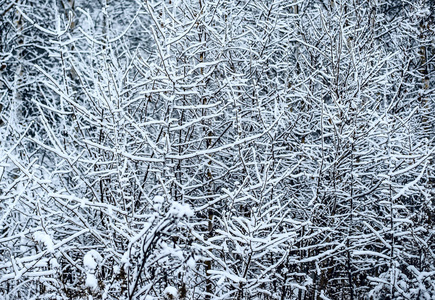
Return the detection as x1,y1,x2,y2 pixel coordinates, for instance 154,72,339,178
164,286,177,298
121,251,130,265
85,273,98,291
154,195,165,211
83,251,102,291
207,270,247,283
33,231,54,253
154,195,165,203
2,1,435,299
187,257,196,269
49,258,60,269
169,202,193,218
83,250,102,271
160,242,184,260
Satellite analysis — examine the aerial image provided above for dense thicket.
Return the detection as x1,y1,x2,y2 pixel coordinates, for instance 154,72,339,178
0,0,434,299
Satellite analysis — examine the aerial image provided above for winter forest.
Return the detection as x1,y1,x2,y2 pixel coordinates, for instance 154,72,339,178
0,0,434,299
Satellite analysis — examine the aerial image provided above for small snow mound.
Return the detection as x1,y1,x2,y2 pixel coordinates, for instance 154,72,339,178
154,195,165,203
85,273,99,291
84,250,102,271
50,258,60,269
164,286,177,298
153,195,165,211
33,231,54,253
169,202,194,218
160,242,184,260
187,257,196,269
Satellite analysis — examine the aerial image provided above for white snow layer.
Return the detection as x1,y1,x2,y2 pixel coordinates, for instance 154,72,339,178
83,250,103,271
164,286,177,298
154,195,165,203
169,202,194,218
85,273,99,291
187,257,196,269
33,231,54,252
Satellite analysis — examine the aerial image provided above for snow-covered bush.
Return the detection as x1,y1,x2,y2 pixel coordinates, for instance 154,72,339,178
0,0,433,299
